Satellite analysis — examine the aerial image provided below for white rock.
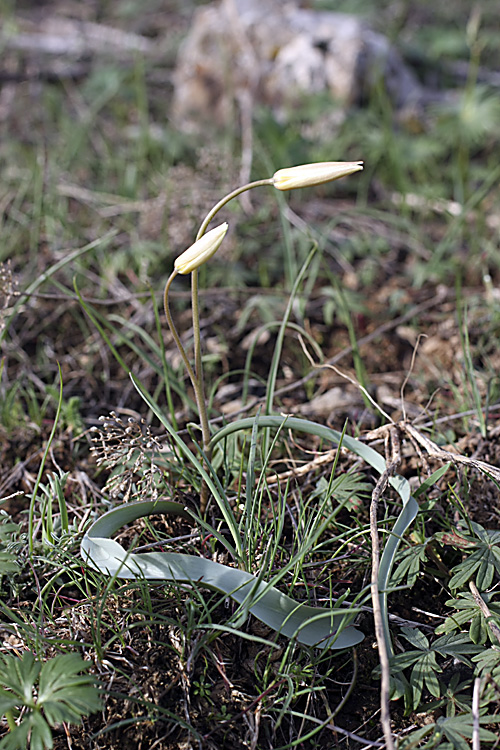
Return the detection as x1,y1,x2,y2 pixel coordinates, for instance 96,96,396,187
173,0,422,130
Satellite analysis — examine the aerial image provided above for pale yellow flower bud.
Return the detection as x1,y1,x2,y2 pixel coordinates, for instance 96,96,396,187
272,161,363,191
174,223,228,275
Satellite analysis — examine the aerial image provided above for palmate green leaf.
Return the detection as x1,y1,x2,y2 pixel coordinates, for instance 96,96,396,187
392,647,441,709
448,549,488,590
476,558,495,590
389,631,480,712
439,714,500,745
439,723,471,750
0,689,19,717
0,653,100,750
38,654,101,725
436,593,500,646
472,645,500,676
469,611,488,644
390,544,427,587
390,650,424,673
400,626,430,650
472,522,500,546
0,652,39,706
432,632,482,660
26,713,53,750
389,673,410,703
401,710,500,750
418,653,442,698
0,718,32,750
81,500,363,650
310,472,372,513
444,522,500,591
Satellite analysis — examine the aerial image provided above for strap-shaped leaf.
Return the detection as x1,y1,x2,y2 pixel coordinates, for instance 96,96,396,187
81,499,364,650
211,416,420,657
83,386,423,654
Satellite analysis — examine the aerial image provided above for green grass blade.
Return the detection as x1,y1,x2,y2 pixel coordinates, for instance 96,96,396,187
210,415,419,656
0,231,117,345
130,373,242,560
264,244,317,420
28,364,64,556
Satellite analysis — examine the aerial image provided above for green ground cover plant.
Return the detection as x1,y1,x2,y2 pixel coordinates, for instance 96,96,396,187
1,1,500,748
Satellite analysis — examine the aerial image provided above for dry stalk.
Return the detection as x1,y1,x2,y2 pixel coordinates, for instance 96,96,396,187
469,580,500,644
370,425,401,750
472,676,481,750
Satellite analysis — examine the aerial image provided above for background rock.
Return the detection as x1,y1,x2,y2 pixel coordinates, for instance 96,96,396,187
173,0,423,131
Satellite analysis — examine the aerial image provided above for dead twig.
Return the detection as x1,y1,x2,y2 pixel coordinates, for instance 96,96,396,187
370,425,401,750
404,423,500,484
469,580,500,645
472,676,481,750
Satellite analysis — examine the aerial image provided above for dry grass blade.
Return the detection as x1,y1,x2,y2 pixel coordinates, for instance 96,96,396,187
404,423,500,483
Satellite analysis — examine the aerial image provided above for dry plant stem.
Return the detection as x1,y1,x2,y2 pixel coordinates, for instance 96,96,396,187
472,677,481,750
469,580,500,644
370,426,401,750
404,422,500,483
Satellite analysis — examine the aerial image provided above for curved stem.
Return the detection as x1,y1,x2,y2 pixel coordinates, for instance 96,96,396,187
164,271,197,387
195,179,273,241
167,178,275,512
191,178,274,398
193,178,274,510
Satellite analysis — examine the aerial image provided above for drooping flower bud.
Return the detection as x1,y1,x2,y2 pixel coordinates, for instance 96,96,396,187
174,223,228,275
272,161,363,191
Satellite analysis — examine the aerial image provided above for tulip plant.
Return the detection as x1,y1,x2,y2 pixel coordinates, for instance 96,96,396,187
82,159,422,673
81,159,452,750
163,161,363,511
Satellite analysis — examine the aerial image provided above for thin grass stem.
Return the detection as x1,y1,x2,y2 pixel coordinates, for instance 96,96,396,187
28,363,64,556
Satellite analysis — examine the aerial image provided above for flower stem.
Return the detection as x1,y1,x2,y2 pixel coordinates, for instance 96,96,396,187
164,271,212,511
164,271,197,388
166,178,274,512
192,179,274,511
195,179,273,241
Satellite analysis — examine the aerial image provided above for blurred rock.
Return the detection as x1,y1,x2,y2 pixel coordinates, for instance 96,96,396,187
173,0,423,131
